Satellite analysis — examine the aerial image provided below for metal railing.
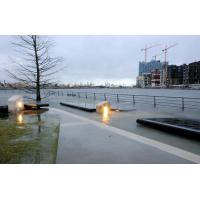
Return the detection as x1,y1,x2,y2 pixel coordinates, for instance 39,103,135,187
45,90,200,111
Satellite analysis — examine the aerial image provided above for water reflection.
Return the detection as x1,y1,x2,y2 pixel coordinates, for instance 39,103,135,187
17,113,24,124
0,110,60,164
102,105,110,123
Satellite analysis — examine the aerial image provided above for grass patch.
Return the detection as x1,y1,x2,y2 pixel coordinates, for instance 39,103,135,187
0,113,60,164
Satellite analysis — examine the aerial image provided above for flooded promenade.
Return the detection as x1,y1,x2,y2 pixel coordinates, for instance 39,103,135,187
1,88,200,163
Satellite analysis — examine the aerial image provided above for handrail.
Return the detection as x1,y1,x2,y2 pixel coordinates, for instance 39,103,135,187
46,90,200,111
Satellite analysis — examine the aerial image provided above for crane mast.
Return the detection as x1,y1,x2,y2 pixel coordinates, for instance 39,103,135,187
162,43,178,86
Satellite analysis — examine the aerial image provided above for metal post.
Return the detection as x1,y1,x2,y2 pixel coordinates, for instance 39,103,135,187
85,92,87,99
94,93,96,100
154,96,156,107
104,93,106,101
117,94,119,103
182,97,184,111
133,95,135,104
78,92,80,98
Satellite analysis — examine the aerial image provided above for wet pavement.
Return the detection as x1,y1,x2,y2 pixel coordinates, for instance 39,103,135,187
50,108,200,164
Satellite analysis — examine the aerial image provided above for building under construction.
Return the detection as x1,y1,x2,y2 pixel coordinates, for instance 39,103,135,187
137,60,200,88
137,60,165,87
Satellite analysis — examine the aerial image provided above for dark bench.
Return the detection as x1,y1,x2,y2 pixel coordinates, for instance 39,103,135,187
0,105,8,113
24,103,49,110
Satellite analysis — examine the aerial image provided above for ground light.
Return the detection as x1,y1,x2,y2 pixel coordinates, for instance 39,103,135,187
17,101,23,111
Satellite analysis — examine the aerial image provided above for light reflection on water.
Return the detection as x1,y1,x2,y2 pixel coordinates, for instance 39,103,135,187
102,106,110,124
17,113,24,124
0,110,60,164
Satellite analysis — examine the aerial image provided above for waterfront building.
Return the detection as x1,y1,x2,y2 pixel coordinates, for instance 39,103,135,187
136,76,145,88
187,61,200,84
136,73,152,88
138,59,200,87
151,69,161,87
139,60,166,84
167,64,184,85
143,73,152,87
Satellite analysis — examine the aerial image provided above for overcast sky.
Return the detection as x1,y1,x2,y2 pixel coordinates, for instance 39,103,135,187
0,35,200,85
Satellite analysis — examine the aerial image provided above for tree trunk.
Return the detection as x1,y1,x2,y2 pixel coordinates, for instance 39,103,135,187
33,36,41,102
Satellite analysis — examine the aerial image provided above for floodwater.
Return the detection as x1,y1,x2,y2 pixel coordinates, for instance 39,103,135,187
0,88,200,104
0,88,200,117
0,109,60,164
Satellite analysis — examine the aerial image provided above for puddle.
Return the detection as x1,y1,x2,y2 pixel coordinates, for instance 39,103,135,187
0,110,60,164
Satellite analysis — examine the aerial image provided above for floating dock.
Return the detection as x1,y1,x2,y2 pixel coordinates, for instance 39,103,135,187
60,102,96,112
60,101,135,112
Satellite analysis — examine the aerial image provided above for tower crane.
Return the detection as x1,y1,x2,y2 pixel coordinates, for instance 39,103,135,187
141,44,161,62
162,43,178,86
152,52,164,61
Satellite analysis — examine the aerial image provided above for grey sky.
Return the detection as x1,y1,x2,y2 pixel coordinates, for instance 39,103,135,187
0,35,200,85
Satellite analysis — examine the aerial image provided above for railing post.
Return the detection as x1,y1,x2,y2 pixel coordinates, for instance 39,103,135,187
78,92,80,98
133,95,135,104
117,94,119,103
182,97,184,111
94,93,96,100
154,96,156,107
85,92,87,99
104,93,106,101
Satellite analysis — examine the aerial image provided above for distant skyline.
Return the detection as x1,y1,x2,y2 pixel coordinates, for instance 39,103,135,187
1,35,200,85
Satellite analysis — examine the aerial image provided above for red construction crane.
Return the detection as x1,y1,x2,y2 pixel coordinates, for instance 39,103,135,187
141,44,162,62
162,43,178,86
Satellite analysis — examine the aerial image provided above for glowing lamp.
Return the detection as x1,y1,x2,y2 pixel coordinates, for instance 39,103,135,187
102,105,110,123
96,101,111,123
96,101,111,114
8,95,24,113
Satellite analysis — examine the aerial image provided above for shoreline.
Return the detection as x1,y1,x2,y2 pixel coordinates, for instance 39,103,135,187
0,87,200,91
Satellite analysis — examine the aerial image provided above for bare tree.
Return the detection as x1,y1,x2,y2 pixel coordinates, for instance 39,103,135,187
6,35,63,101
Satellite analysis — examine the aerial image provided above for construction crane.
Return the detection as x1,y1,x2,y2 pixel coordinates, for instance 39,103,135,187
162,43,178,63
162,43,178,86
152,52,164,61
141,44,162,62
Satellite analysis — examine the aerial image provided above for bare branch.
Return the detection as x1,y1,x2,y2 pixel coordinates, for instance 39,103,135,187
6,35,64,101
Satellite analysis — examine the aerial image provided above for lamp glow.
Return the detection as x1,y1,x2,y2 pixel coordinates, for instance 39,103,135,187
17,113,24,124
102,105,110,123
17,101,23,109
